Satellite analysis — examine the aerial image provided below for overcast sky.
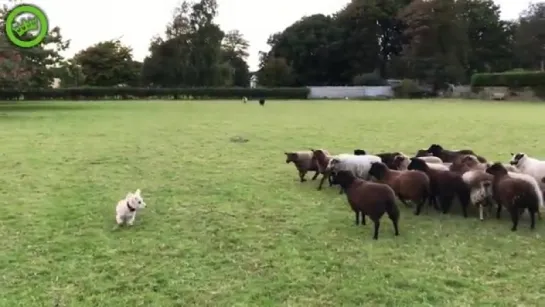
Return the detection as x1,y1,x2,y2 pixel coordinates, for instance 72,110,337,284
4,0,533,71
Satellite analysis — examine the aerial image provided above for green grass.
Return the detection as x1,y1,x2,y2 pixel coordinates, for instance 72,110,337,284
2,99,545,306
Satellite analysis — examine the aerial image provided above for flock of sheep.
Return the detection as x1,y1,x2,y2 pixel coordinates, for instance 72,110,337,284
284,144,545,240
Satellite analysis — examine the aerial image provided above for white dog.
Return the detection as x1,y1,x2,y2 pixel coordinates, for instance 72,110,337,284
115,189,146,226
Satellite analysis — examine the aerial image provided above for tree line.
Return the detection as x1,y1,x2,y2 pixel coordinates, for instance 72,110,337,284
257,0,545,89
0,0,544,90
0,0,250,89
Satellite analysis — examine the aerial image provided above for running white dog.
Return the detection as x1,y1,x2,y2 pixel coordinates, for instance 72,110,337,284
115,189,146,226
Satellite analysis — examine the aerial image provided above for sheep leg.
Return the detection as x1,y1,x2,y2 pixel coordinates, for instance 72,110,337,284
485,197,494,217
414,199,426,216
338,187,344,194
386,201,399,236
428,194,439,211
372,219,380,240
461,201,469,218
354,211,360,225
398,196,411,208
317,172,329,190
361,213,366,225
311,171,319,180
530,209,536,229
496,204,502,219
439,194,453,214
391,217,399,236
458,191,470,218
509,207,519,231
479,204,484,221
299,171,307,182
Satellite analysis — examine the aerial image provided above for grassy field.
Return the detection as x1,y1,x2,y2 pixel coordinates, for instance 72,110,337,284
2,99,545,306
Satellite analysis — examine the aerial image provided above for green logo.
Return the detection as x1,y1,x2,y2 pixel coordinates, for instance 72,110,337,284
4,4,48,48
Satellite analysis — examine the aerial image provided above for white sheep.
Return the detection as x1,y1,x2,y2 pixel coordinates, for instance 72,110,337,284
427,163,450,171
417,156,443,164
509,153,545,185
329,154,382,181
317,153,362,190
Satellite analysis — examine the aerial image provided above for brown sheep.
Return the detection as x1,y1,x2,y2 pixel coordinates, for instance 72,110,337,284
426,144,487,163
334,170,400,240
407,158,471,216
310,149,334,190
449,155,488,174
284,151,320,182
486,163,540,231
391,155,410,170
415,149,432,157
368,162,431,215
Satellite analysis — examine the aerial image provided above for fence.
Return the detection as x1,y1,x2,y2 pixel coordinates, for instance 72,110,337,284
307,86,393,99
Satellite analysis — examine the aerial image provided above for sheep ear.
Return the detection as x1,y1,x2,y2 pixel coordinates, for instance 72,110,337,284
135,189,141,195
126,192,133,199
309,148,315,152
284,152,289,155
510,152,514,156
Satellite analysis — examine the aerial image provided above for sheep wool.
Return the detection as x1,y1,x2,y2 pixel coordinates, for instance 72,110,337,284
508,171,545,215
330,154,382,180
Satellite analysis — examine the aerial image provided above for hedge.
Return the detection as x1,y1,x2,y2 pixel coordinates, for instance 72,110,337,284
0,87,310,101
471,71,545,87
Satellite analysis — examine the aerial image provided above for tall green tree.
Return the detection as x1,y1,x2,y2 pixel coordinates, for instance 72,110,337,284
513,3,545,70
347,0,410,78
221,30,250,87
458,0,516,76
142,0,229,87
73,40,140,86
256,56,295,86
399,0,469,87
259,14,345,85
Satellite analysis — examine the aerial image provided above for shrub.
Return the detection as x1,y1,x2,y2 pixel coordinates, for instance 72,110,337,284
352,72,388,86
470,71,545,88
0,87,310,101
392,79,433,98
470,71,545,99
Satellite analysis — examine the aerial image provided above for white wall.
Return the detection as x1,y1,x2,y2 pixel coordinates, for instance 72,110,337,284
307,86,393,99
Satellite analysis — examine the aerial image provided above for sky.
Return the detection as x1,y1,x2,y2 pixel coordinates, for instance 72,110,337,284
3,0,534,71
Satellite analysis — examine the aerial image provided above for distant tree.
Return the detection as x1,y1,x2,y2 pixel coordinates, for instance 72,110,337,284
514,3,545,70
142,0,232,87
256,56,295,86
458,0,516,76
340,0,410,78
399,0,469,88
221,30,250,87
51,59,85,87
260,14,344,85
73,40,139,86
